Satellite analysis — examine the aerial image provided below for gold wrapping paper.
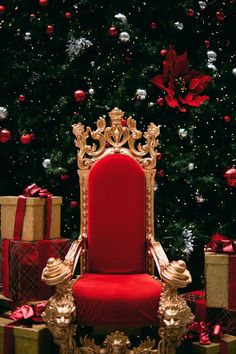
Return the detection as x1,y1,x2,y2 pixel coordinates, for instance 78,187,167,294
0,196,62,241
205,252,228,309
0,316,58,354
192,334,236,354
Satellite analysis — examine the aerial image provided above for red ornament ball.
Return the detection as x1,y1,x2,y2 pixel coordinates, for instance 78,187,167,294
0,5,6,15
224,168,236,187
156,97,165,106
0,129,11,143
160,49,168,57
150,22,158,30
39,0,48,6
70,201,78,208
224,115,231,122
121,119,127,127
204,40,211,48
108,26,118,37
65,12,72,19
74,89,86,102
156,152,162,161
46,24,54,34
18,94,26,102
187,8,195,17
157,169,165,177
30,13,36,20
20,133,35,144
216,10,225,22
60,174,69,181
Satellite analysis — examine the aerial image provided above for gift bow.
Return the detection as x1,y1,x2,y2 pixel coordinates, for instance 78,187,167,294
206,233,236,253
23,183,52,198
186,321,223,345
11,302,47,323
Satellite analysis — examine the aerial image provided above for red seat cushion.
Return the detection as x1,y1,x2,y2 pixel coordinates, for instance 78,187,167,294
72,273,162,326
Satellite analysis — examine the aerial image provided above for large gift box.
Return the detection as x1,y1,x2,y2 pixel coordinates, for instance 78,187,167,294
0,238,70,301
192,334,236,354
0,315,58,354
0,195,62,241
205,252,236,310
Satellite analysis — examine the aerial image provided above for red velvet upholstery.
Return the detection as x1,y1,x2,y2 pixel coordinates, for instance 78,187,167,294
72,273,162,326
88,154,146,274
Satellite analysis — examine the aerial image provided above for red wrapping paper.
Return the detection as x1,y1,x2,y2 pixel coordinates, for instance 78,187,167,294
181,290,206,322
1,238,70,301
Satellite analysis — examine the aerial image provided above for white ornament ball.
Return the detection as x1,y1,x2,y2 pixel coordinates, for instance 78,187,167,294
0,106,8,120
114,13,127,23
42,158,52,169
136,89,147,100
88,88,95,95
174,22,184,30
207,50,217,62
24,32,31,41
178,128,188,139
232,68,236,77
198,1,206,9
207,63,217,71
188,163,195,171
119,31,130,42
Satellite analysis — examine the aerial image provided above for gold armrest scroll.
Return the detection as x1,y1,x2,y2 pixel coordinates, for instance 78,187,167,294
41,234,86,286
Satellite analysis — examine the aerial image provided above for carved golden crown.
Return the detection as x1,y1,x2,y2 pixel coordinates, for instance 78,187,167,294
72,107,161,171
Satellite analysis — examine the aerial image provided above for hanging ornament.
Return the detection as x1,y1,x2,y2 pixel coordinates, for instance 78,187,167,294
187,9,195,17
178,128,188,139
207,50,217,63
114,13,127,23
20,133,35,144
216,10,225,22
0,129,11,143
70,201,79,208
204,40,211,48
174,22,183,30
188,163,195,171
198,1,206,9
195,194,205,203
156,152,162,160
157,169,165,177
156,97,165,106
18,94,26,102
224,168,236,187
74,89,86,102
232,68,236,77
24,32,31,41
65,12,72,19
60,174,69,181
30,13,36,21
88,88,95,95
119,31,130,42
39,0,48,6
135,89,147,100
42,158,51,169
66,37,92,61
224,115,231,122
108,26,118,37
160,49,168,57
0,5,6,15
0,106,8,120
149,22,158,29
46,25,54,34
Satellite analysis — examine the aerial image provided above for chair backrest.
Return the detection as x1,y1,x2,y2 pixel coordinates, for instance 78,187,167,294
87,154,146,273
72,107,160,275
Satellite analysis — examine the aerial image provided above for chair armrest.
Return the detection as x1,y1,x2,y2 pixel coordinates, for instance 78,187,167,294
147,237,192,289
41,234,86,286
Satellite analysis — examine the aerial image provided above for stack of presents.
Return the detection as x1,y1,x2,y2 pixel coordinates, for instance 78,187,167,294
0,184,70,354
180,233,236,354
1,185,236,353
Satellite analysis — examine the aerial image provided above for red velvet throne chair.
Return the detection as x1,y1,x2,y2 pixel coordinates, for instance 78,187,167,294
41,108,194,354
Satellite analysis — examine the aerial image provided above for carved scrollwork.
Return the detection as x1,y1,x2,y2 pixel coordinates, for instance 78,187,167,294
72,108,161,170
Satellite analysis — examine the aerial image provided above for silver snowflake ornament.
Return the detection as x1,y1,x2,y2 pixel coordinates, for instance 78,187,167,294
66,37,93,61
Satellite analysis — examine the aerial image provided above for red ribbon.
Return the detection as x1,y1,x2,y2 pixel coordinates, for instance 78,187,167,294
13,183,53,241
206,233,236,253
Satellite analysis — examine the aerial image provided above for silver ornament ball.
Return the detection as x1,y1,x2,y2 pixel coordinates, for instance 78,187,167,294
88,88,95,95
232,68,236,77
178,128,188,139
24,32,31,41
136,89,147,100
42,158,52,169
114,13,127,23
174,22,184,30
207,50,217,62
119,31,130,42
198,1,206,9
0,106,8,120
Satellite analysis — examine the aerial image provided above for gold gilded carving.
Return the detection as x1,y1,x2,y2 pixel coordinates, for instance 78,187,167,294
161,260,192,289
158,285,194,353
42,281,77,354
72,108,161,171
78,331,157,353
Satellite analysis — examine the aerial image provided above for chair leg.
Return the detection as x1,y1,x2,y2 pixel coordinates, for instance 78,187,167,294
157,284,194,354
42,280,77,354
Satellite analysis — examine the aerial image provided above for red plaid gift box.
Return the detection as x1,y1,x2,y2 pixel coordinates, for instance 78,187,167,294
180,290,206,322
0,238,70,301
206,308,236,336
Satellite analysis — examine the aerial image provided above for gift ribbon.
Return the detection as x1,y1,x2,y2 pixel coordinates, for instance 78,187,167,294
13,183,53,241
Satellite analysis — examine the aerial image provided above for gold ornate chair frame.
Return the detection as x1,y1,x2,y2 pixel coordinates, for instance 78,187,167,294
42,108,194,354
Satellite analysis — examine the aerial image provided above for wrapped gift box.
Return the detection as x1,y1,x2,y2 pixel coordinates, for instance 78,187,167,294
205,252,236,310
192,334,236,354
180,290,206,322
0,238,70,301
0,196,62,241
0,315,58,354
207,308,236,336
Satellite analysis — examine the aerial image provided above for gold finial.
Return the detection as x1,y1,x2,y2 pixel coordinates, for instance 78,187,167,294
108,107,124,126
161,260,192,289
42,257,72,285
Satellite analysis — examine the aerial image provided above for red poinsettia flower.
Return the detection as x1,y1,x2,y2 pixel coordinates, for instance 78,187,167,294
150,46,212,112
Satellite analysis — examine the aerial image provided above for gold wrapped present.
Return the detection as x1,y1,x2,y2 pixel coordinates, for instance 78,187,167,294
0,196,62,241
0,315,58,354
192,334,236,354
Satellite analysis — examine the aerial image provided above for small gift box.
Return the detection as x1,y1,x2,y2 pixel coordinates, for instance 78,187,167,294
192,334,236,354
181,290,206,322
0,315,58,354
205,252,236,310
1,238,70,301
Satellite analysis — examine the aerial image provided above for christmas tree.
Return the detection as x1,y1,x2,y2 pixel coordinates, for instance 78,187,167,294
0,0,235,288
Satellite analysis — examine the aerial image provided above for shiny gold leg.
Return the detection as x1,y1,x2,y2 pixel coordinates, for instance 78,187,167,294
42,281,77,354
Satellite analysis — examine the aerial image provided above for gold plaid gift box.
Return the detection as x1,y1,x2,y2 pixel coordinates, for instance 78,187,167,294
0,315,58,354
192,334,236,354
0,196,62,241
